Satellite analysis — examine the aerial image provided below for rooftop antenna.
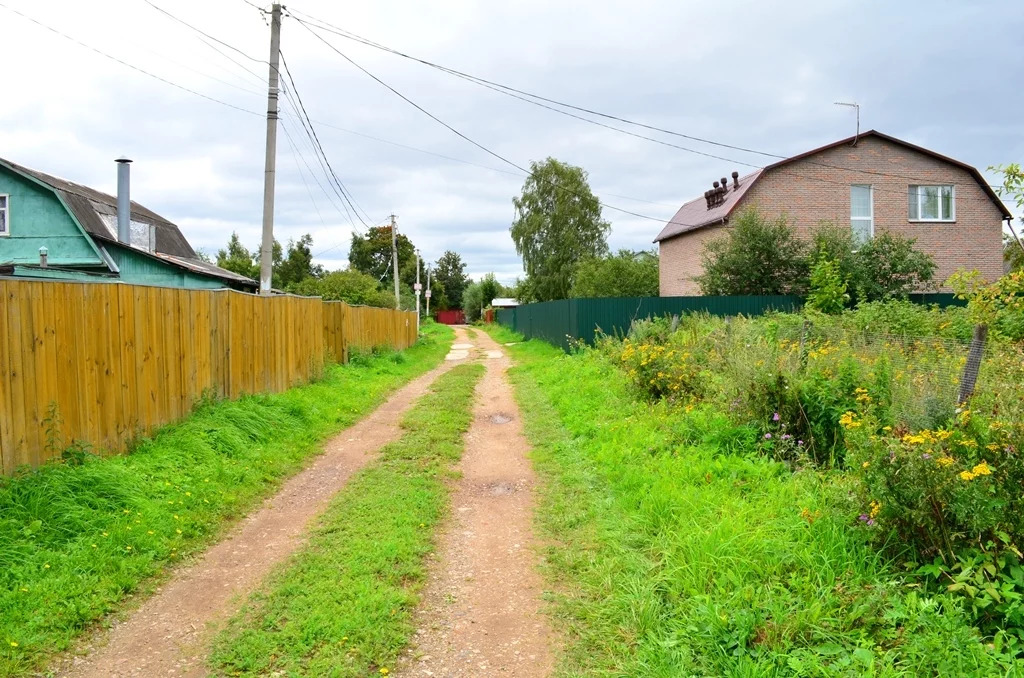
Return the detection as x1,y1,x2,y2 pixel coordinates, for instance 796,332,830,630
834,101,860,146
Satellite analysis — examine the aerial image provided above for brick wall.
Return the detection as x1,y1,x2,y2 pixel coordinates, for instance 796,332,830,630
659,224,725,295
659,135,1006,294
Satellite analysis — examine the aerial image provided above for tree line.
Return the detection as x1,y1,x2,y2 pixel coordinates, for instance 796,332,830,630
213,229,489,313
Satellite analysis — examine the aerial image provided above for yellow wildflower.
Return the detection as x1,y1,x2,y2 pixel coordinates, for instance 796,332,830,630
869,501,881,519
862,461,870,468
960,470,976,481
971,461,992,476
839,411,861,429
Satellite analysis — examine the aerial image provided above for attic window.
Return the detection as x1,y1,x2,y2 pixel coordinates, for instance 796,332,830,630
0,195,8,236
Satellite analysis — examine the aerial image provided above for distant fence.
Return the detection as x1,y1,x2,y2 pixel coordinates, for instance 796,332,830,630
496,294,964,351
0,279,417,472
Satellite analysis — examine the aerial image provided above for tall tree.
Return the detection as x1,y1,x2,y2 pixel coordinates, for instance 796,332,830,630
571,249,659,298
276,234,324,290
462,273,503,322
349,226,415,288
216,232,258,280
433,250,469,309
511,158,610,301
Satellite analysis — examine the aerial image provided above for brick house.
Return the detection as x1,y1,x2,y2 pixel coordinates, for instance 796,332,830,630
655,130,1012,296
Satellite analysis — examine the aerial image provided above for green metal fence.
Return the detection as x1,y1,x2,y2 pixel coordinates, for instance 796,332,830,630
497,294,964,351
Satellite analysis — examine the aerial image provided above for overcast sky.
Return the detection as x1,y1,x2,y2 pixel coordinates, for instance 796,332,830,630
1,0,1022,284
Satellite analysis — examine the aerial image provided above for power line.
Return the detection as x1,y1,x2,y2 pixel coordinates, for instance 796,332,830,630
279,50,376,228
294,16,1009,231
280,106,354,223
293,15,696,229
0,2,261,117
289,7,1011,194
279,118,328,229
144,0,266,65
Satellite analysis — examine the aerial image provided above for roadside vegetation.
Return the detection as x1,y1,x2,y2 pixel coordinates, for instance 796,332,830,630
0,324,452,676
488,273,1024,674
210,363,483,677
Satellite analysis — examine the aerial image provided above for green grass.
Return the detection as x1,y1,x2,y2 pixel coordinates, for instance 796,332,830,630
209,362,483,677
487,326,1017,677
0,323,453,676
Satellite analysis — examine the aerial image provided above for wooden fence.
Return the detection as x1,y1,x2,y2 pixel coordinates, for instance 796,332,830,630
0,279,418,472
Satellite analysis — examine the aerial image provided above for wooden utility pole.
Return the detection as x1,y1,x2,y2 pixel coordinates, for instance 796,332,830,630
259,3,282,295
390,214,400,309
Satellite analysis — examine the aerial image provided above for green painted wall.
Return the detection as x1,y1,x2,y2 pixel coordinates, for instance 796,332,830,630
106,243,227,289
0,167,104,267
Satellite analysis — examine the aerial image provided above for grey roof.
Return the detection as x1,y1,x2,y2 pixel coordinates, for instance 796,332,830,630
0,158,256,288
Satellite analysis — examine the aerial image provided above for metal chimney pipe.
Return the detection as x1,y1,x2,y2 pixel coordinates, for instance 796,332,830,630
116,157,132,244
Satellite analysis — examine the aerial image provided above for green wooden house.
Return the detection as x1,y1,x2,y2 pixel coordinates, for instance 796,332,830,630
0,158,256,291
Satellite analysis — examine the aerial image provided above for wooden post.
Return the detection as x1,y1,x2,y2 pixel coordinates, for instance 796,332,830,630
798,319,811,369
957,324,988,405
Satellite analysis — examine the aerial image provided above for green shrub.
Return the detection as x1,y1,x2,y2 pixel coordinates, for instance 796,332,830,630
806,257,849,314
952,270,1024,342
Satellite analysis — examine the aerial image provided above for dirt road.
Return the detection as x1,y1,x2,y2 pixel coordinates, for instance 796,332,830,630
399,328,553,677
56,328,470,678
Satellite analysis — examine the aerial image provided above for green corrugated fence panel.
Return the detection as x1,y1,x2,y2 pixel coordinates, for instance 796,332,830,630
907,293,965,308
505,295,802,351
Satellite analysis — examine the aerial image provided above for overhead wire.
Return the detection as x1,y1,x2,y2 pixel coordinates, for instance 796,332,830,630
0,1,261,117
279,50,376,229
289,7,1012,196
279,117,328,229
293,15,707,229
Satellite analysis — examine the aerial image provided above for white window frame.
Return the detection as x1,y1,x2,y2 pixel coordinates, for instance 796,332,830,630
908,185,955,222
850,184,873,243
0,194,8,236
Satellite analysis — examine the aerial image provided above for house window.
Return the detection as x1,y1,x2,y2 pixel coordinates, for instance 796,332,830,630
850,184,873,244
908,185,954,221
0,195,8,236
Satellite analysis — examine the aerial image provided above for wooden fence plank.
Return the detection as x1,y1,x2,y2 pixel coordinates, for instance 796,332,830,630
0,282,12,473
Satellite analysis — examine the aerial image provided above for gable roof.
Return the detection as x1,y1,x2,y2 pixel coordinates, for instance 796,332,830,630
0,158,256,287
654,130,1012,243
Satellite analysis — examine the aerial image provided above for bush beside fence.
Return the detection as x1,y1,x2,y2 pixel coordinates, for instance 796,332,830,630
0,279,417,472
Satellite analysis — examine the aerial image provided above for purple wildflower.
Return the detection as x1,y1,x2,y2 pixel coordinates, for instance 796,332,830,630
773,412,780,422
867,519,876,527
858,514,870,522
764,433,772,440
781,434,792,440
797,440,804,446
922,453,932,460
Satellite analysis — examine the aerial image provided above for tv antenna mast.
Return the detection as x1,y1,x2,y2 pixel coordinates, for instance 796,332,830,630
834,101,860,145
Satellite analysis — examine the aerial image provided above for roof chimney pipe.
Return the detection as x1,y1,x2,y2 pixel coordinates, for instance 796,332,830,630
116,157,132,244
732,171,740,190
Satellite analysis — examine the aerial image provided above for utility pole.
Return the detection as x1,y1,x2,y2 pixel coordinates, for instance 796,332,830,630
425,264,432,317
390,214,400,309
259,3,283,295
414,248,421,333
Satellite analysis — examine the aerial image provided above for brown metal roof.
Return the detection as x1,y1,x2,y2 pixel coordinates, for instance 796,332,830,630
0,158,257,288
653,170,762,242
655,130,1012,243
